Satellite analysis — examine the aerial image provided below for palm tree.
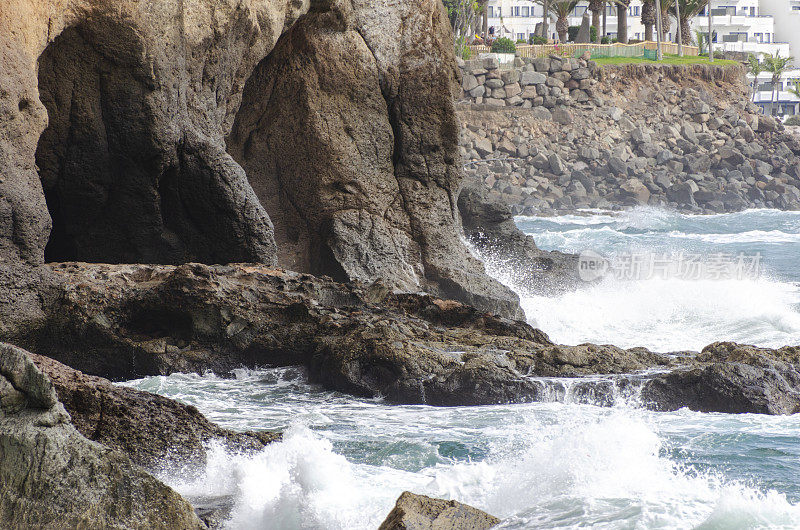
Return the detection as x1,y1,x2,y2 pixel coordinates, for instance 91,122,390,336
659,0,675,38
762,52,794,116
542,0,551,41
642,0,656,41
615,0,631,43
671,0,707,45
790,80,800,99
746,53,763,102
589,0,605,43
548,0,579,42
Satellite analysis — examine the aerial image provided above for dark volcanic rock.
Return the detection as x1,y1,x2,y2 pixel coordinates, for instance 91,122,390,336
642,342,800,414
378,492,500,530
30,353,279,470
0,343,204,529
458,178,579,295
13,263,800,414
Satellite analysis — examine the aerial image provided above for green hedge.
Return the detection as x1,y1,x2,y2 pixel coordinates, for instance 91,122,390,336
491,37,517,54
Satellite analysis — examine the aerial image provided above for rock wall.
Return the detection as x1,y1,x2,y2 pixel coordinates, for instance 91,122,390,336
457,63,800,215
458,55,600,108
0,0,522,331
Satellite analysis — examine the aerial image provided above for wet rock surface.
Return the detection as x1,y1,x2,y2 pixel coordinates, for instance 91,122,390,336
0,343,204,529
17,262,800,414
378,491,500,530
30,353,280,470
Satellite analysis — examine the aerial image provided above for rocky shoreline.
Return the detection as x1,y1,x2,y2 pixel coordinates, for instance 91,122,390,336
2,0,800,525
458,63,800,216
14,262,798,415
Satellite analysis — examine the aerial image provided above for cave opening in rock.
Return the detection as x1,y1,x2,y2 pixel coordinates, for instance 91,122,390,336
35,23,183,264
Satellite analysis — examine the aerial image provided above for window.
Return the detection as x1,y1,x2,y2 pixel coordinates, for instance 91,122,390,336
635,32,641,39
513,6,521,16
488,6,494,17
754,32,762,42
750,7,756,15
522,6,529,16
517,32,525,40
766,33,770,43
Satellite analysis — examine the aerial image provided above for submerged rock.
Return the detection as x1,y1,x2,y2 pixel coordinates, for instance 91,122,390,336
378,492,500,530
0,343,204,529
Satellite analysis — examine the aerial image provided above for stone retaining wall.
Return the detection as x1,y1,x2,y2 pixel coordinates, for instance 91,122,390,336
457,55,601,108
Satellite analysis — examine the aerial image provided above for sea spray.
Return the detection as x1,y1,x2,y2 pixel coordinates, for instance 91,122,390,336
129,369,800,529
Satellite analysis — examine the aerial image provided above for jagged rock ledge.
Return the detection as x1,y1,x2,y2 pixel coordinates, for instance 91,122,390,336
0,343,205,528
19,262,800,415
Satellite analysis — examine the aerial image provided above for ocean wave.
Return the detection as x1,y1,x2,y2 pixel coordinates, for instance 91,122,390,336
157,407,800,529
520,276,800,352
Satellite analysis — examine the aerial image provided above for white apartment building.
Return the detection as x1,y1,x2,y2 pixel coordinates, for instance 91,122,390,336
759,0,800,60
486,0,788,56
690,0,790,56
752,69,800,119
485,0,648,42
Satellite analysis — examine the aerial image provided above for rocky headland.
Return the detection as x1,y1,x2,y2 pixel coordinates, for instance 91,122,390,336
1,0,800,526
458,60,800,215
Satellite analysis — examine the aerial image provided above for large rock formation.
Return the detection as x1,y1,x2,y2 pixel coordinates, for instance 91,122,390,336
0,343,204,528
18,262,800,414
379,492,500,530
0,0,521,334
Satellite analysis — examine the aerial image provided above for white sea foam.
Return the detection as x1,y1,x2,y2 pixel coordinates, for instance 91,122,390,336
520,276,800,351
153,400,800,530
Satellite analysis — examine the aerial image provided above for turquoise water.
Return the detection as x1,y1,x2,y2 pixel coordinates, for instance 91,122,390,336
125,207,800,529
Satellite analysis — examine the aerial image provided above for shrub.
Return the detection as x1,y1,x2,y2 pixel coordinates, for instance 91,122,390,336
601,36,611,44
460,46,472,60
529,35,547,45
568,26,580,42
590,26,597,42
492,37,517,54
516,39,527,44
785,116,800,126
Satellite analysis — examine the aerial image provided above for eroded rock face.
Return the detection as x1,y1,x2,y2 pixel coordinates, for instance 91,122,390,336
0,343,204,529
642,342,800,414
378,492,500,530
30,353,279,470
0,0,521,324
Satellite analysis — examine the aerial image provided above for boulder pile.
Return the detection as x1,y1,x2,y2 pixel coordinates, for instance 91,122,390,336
458,64,800,215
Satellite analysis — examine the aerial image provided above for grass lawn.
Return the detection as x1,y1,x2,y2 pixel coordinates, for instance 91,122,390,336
593,54,739,66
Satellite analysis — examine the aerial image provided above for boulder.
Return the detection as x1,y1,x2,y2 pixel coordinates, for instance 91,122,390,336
30,354,279,470
0,343,204,529
378,492,500,530
643,343,800,414
620,179,651,204
575,11,592,43
552,107,574,125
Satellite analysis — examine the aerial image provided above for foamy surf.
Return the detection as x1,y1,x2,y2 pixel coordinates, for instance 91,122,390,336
131,369,800,530
508,207,800,351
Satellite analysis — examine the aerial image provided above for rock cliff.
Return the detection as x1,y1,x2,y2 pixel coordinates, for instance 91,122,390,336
0,0,521,342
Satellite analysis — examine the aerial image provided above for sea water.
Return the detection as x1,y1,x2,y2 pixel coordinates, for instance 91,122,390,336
125,207,800,529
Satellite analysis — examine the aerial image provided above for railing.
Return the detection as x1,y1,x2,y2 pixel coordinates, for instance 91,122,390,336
468,42,699,60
